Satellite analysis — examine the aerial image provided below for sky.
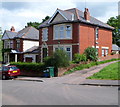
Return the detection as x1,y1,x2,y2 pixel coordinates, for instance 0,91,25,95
0,0,120,32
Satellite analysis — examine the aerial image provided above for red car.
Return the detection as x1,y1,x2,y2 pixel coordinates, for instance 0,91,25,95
0,65,20,80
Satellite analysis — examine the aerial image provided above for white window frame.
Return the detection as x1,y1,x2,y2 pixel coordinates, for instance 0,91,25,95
16,39,20,49
42,28,48,41
53,45,72,60
53,24,72,40
102,49,105,57
95,27,99,40
10,40,13,48
4,40,10,49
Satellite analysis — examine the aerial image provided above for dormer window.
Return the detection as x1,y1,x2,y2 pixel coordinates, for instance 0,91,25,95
42,28,48,41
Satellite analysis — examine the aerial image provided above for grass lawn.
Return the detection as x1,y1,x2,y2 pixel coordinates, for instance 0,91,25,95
87,61,120,80
64,58,120,75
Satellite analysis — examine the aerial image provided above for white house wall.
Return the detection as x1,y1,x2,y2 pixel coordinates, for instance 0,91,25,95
23,40,39,52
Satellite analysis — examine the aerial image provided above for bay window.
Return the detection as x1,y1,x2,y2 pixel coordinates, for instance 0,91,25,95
54,24,72,40
54,45,72,60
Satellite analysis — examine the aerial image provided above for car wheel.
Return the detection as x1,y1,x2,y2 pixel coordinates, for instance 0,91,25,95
14,76,17,78
2,75,7,80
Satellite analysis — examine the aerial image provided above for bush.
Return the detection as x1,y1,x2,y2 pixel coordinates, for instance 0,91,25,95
10,62,45,72
84,47,98,61
44,49,70,68
74,53,87,63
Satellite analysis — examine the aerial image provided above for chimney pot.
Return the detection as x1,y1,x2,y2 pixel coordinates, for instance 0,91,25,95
10,26,15,32
84,8,90,21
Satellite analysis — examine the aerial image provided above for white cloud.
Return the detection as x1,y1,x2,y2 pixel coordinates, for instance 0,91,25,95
0,0,119,32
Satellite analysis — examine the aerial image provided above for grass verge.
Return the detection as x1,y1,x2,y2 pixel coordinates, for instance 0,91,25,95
87,61,120,80
64,58,120,75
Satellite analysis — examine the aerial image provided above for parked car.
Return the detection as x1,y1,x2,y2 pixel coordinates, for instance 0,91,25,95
0,65,20,80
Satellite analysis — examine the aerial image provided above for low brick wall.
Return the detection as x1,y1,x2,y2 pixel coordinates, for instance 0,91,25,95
20,70,44,77
99,54,119,61
57,63,80,77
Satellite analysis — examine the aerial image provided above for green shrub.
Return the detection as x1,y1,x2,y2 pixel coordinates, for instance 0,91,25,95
84,47,98,61
74,53,87,63
10,62,45,72
44,49,70,68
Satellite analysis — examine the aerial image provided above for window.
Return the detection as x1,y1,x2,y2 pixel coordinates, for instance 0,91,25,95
42,28,48,41
66,25,72,39
10,40,13,48
54,45,72,60
60,25,64,39
105,49,109,55
95,27,99,40
16,39,20,49
54,24,72,40
4,40,11,49
102,49,105,56
66,47,71,60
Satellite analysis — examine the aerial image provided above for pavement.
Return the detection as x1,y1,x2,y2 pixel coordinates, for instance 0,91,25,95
14,60,120,87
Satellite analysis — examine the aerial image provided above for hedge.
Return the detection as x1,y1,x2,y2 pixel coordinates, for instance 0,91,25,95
10,62,46,72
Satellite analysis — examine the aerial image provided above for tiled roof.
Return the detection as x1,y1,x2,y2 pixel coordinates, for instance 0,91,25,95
2,26,39,40
112,44,120,51
2,30,17,40
24,46,39,53
39,8,114,30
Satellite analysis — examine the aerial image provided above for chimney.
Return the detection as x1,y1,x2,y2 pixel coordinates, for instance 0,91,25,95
84,8,90,21
10,26,15,32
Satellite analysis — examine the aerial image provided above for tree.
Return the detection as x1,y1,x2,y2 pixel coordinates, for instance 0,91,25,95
25,16,50,29
107,15,120,46
44,49,70,68
42,16,50,23
25,22,41,29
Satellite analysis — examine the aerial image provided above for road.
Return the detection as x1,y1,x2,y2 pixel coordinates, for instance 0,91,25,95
2,79,118,105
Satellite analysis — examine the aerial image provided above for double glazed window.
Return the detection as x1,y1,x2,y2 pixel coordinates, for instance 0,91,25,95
54,24,72,40
4,40,13,49
54,46,72,60
42,28,48,41
95,27,99,40
102,49,109,56
16,39,20,49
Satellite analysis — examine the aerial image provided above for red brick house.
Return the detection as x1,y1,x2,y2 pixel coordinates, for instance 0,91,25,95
39,8,114,62
2,26,39,63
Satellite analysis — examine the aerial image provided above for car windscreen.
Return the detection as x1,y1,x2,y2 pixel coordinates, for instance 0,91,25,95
9,66,18,71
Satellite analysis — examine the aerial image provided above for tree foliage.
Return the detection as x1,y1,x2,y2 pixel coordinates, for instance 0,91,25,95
42,16,50,23
107,15,120,47
25,16,50,29
25,22,41,29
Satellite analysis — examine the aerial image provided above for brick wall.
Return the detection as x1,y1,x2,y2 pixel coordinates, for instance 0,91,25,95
39,22,113,60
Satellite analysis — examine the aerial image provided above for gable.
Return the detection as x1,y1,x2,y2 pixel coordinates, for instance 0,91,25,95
51,12,66,23
2,31,9,40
